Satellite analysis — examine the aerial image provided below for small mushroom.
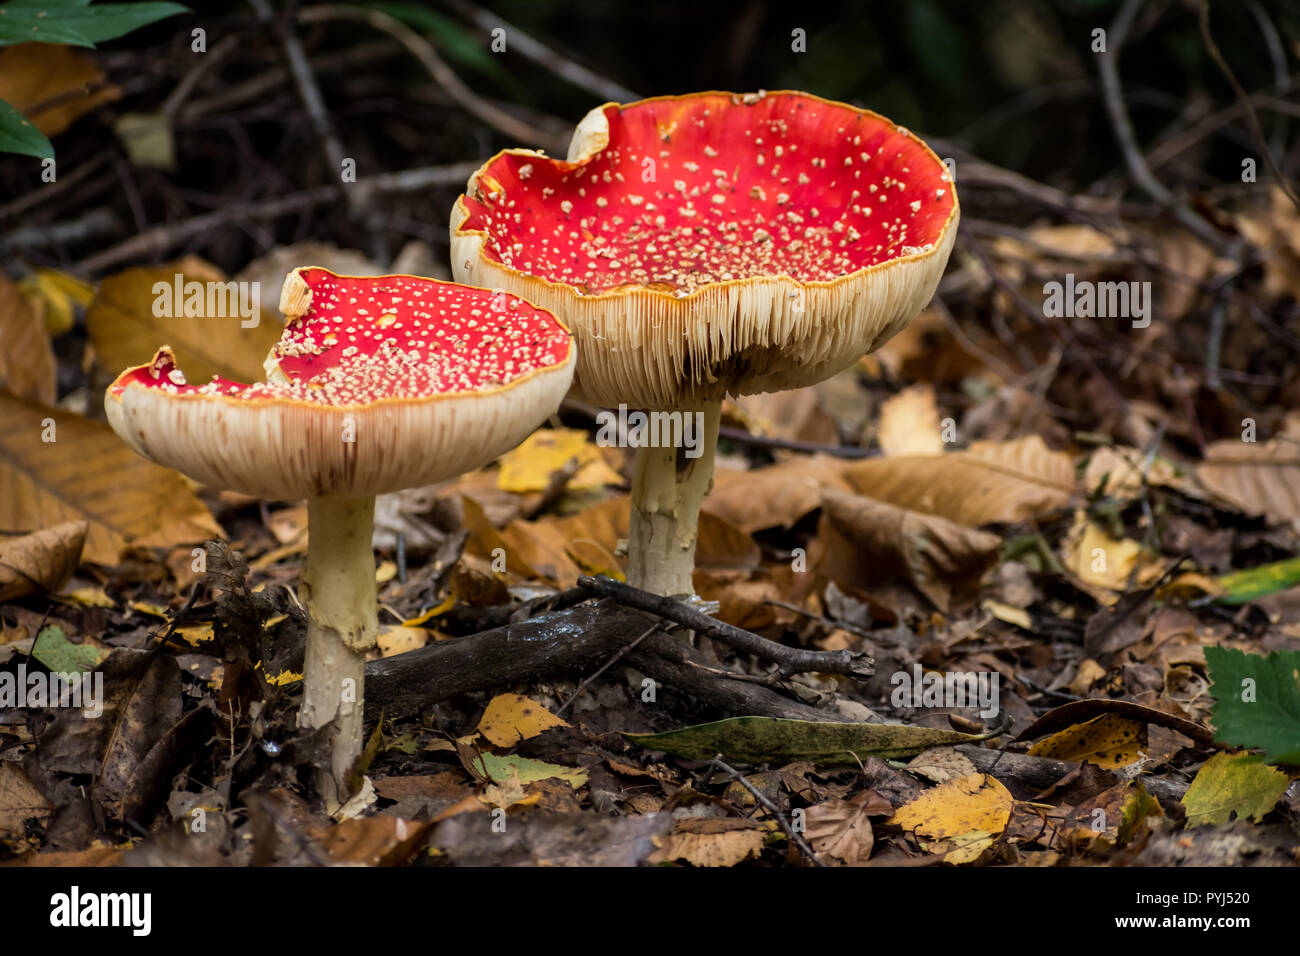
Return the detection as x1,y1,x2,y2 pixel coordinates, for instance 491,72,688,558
105,267,574,802
451,90,959,596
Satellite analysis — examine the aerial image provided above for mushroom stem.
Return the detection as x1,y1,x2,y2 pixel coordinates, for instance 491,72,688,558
299,495,378,803
626,400,721,596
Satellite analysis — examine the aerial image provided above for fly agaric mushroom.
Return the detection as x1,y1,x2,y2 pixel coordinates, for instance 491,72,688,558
450,90,959,596
105,267,574,801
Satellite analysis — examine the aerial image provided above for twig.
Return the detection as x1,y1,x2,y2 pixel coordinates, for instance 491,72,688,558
556,623,660,716
1198,0,1300,211
704,755,828,867
577,575,874,680
75,161,478,274
1096,0,1235,253
297,4,567,154
443,0,640,103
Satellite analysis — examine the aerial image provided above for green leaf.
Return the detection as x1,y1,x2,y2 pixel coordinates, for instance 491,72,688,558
0,95,53,157
625,716,995,765
31,624,109,673
474,753,587,788
0,1,186,48
1181,751,1290,827
1205,645,1300,764
375,1,524,96
1214,556,1300,605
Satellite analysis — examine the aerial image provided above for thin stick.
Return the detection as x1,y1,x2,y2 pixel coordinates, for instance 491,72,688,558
556,623,660,716
577,575,874,680
704,755,828,867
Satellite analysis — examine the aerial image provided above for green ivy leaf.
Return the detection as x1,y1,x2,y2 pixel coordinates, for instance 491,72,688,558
1205,645,1300,765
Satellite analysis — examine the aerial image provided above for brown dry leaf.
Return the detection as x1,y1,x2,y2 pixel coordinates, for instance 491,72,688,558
649,818,766,867
730,389,839,447
707,455,852,533
876,385,944,456
86,257,281,385
0,44,121,137
804,790,890,865
318,816,427,866
0,763,53,842
906,747,979,784
840,435,1074,526
1027,714,1144,769
0,520,87,602
0,274,56,404
1084,445,1191,498
888,773,1014,840
817,489,1001,611
475,693,569,748
1196,438,1300,524
1235,187,1300,301
0,393,222,565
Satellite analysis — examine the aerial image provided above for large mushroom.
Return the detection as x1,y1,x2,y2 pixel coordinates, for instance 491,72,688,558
451,90,959,596
105,267,574,802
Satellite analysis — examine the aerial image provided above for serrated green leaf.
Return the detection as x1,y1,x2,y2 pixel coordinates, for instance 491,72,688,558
1214,556,1300,605
0,96,53,157
1181,751,1290,827
626,716,994,765
1205,645,1300,764
31,624,109,673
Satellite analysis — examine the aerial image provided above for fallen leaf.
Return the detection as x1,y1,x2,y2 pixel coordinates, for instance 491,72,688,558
1028,714,1144,768
817,489,1001,611
1196,438,1300,525
625,716,996,765
475,693,569,748
30,624,108,674
1014,699,1212,747
1063,514,1161,595
86,257,280,386
0,273,56,404
876,385,944,456
19,268,95,338
707,455,852,533
0,44,121,137
906,747,979,784
650,818,766,867
888,773,1013,840
839,435,1074,526
0,763,53,842
1181,752,1289,827
804,790,890,864
472,753,587,789
0,520,86,601
0,392,222,564
496,428,623,493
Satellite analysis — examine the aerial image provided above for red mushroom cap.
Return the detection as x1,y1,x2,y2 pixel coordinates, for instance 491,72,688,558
105,267,575,499
451,90,958,410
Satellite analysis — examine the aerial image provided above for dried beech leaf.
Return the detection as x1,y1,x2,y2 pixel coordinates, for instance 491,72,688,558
0,520,87,601
876,385,944,456
839,435,1074,526
1196,439,1300,524
0,392,222,565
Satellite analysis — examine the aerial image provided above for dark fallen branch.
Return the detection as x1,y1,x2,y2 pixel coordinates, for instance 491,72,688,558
577,576,874,680
364,599,851,724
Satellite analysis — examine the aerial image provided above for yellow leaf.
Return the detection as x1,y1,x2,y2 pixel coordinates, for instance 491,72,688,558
496,428,623,493
1063,512,1162,595
0,392,223,565
475,693,569,748
1181,752,1290,828
20,268,94,338
58,585,114,609
888,773,1013,839
0,274,56,404
0,44,121,137
1028,714,1144,768
402,593,456,626
86,258,281,386
376,626,428,658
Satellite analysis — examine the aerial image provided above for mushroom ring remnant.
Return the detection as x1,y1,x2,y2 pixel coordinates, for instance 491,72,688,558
450,90,959,595
105,267,575,802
